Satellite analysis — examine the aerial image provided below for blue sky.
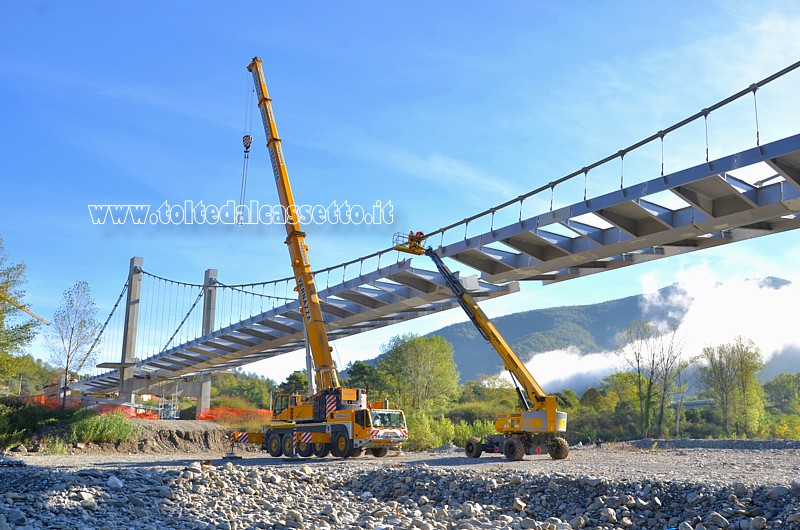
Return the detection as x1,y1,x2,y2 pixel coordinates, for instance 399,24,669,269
2,2,800,384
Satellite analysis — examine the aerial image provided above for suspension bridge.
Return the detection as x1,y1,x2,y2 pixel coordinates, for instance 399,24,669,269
71,61,800,416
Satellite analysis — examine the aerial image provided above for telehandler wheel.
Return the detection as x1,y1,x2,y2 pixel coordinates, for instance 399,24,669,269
464,437,483,458
547,437,570,460
297,441,313,457
370,447,389,458
331,429,353,458
267,434,283,458
504,438,525,461
312,442,330,458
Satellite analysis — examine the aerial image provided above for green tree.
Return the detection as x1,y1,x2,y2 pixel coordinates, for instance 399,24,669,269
698,337,764,435
0,236,40,385
46,281,101,407
580,387,601,409
377,334,460,411
344,360,383,395
554,389,580,409
279,371,308,394
763,372,800,414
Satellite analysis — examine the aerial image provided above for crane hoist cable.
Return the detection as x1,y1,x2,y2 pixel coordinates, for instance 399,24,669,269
239,73,255,224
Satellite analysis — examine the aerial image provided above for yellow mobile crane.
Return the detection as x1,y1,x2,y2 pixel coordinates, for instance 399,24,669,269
236,57,407,459
395,232,569,460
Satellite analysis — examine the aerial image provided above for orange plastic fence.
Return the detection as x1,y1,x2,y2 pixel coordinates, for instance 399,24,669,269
197,406,273,422
4,394,158,419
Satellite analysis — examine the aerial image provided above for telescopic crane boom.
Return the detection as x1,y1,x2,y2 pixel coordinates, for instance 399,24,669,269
248,57,338,391
233,57,407,460
0,292,50,326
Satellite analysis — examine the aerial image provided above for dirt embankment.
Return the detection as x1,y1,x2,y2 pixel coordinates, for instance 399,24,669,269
49,420,257,455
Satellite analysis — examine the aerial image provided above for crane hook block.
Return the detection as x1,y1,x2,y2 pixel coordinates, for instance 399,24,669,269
243,135,253,150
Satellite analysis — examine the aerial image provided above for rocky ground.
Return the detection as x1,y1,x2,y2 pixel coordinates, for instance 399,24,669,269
0,442,799,530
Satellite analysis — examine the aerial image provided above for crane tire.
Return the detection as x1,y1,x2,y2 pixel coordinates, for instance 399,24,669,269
282,434,295,457
504,438,525,461
297,441,313,457
548,437,569,460
370,447,389,458
465,437,483,458
312,442,330,458
331,429,352,458
267,434,283,458
349,447,364,458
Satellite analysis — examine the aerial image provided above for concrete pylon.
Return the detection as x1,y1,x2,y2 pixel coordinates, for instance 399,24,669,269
119,257,143,403
196,268,217,418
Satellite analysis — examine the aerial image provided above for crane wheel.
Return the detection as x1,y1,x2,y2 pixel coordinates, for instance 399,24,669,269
297,441,313,458
282,434,296,457
504,438,525,461
349,447,364,458
547,437,569,460
267,434,283,458
464,437,483,458
370,447,389,458
331,429,353,458
312,442,330,458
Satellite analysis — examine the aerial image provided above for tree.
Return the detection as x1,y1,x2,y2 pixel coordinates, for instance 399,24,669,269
619,320,685,438
673,358,695,437
580,387,602,409
618,321,659,438
47,280,101,407
279,371,308,394
698,337,764,435
377,333,460,411
763,372,800,414
344,360,383,395
0,236,39,384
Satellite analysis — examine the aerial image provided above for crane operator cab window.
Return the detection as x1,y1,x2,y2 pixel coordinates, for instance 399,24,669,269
355,409,370,428
370,410,406,429
274,394,289,416
274,394,302,416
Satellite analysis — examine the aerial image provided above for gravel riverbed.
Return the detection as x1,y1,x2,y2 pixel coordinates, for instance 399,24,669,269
1,444,799,530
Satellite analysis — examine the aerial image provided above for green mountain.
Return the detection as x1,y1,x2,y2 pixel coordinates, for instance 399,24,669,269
430,284,685,383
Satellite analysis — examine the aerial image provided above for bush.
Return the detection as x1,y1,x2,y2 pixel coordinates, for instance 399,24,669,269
446,401,500,423
406,413,440,452
69,410,137,444
0,402,69,449
40,436,67,455
211,395,256,409
430,416,455,446
452,419,496,447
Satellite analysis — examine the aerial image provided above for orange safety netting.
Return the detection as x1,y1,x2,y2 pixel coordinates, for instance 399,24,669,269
197,407,273,422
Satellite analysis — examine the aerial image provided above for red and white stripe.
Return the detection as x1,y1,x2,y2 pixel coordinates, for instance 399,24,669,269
230,432,248,444
299,432,313,444
326,395,337,414
370,429,380,438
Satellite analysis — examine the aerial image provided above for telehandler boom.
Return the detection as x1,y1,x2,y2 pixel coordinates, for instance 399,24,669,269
395,232,569,460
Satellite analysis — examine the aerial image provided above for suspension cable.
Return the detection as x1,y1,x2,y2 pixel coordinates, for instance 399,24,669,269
161,287,205,353
85,281,128,360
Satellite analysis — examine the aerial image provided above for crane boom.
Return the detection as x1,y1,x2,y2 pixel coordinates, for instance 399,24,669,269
0,293,50,325
247,57,338,390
